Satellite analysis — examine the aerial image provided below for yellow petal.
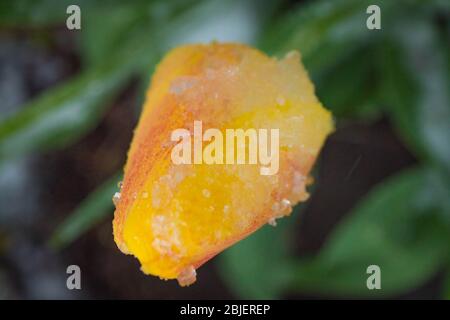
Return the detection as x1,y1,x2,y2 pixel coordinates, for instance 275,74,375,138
112,43,333,286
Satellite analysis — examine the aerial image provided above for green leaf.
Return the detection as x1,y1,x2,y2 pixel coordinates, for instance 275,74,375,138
80,4,147,66
80,0,201,66
291,167,449,297
444,269,450,299
0,0,119,27
417,166,450,227
0,28,158,161
218,207,299,299
0,0,190,161
49,173,121,249
415,25,450,175
379,12,450,174
164,0,276,46
259,0,395,70
0,0,76,26
315,43,380,119
377,39,424,156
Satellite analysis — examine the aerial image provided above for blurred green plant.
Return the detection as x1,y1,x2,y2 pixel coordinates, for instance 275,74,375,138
0,0,449,298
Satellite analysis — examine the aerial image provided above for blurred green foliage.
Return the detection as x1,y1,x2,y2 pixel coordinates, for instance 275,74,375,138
0,0,449,298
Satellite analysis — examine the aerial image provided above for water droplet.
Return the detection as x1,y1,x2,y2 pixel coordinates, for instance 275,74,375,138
225,66,239,76
281,198,291,208
152,238,171,255
268,218,277,227
177,265,197,287
112,192,121,206
285,50,300,61
276,96,285,106
271,198,292,217
117,181,123,190
292,171,305,195
169,77,197,95
142,191,149,199
202,189,211,198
